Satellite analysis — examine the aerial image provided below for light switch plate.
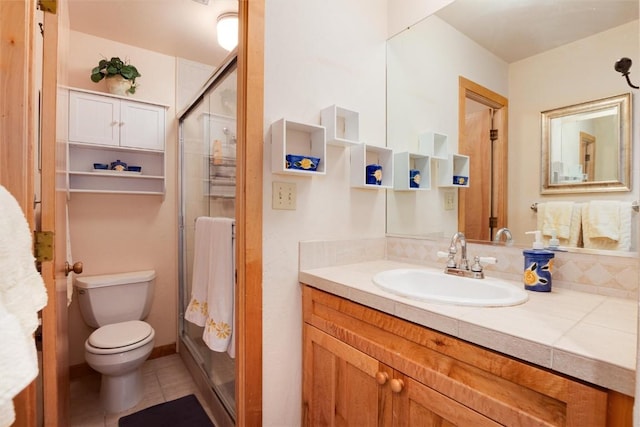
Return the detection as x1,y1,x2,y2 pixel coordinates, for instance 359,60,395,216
444,191,455,210
272,181,296,210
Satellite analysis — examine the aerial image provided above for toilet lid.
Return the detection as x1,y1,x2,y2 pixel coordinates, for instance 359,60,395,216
88,320,152,349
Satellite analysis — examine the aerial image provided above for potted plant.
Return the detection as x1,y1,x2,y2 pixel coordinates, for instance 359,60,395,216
90,57,141,95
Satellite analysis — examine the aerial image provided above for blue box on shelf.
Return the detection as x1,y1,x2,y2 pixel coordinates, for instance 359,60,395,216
409,169,421,188
366,164,383,185
285,154,320,171
453,175,468,186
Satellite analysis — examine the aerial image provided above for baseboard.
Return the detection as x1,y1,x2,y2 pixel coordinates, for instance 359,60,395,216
69,342,177,380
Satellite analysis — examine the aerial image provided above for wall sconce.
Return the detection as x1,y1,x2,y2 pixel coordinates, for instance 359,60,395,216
614,57,639,89
217,12,238,51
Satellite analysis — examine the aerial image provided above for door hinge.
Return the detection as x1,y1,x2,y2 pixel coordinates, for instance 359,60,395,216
489,217,498,228
38,0,57,14
489,129,498,142
34,231,54,263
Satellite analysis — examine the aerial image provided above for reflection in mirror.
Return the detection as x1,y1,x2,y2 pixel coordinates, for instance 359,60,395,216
541,93,631,194
386,0,639,254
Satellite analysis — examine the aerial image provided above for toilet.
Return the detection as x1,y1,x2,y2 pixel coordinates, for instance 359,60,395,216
75,270,156,413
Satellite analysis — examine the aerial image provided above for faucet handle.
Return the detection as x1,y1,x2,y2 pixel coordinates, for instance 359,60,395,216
471,256,497,273
437,251,457,268
478,256,497,265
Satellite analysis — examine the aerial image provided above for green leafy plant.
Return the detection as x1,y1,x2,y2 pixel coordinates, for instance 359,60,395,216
90,57,141,94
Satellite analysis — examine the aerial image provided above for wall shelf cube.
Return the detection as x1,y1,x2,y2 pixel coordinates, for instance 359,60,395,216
350,143,393,189
271,118,326,175
320,105,360,146
437,154,470,187
418,131,448,160
393,152,431,191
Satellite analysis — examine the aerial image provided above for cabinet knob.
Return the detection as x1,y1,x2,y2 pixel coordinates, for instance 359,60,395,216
375,371,389,385
111,121,118,126
65,261,83,277
390,378,404,393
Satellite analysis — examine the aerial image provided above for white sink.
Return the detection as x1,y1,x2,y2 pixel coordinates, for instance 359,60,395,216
372,268,528,307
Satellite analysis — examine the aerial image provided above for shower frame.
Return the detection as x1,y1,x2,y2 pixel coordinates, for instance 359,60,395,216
177,53,238,427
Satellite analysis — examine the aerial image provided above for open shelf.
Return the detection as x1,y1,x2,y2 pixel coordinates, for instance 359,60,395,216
350,143,393,189
320,105,360,146
437,154,470,187
393,152,431,191
271,118,326,175
418,131,448,160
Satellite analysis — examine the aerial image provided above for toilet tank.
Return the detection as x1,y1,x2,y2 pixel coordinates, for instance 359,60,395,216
75,270,156,328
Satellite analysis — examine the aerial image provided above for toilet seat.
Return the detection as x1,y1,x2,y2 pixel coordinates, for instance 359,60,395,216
86,320,155,355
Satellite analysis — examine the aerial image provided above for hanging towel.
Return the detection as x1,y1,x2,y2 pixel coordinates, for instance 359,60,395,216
0,185,48,427
185,217,235,357
540,201,574,239
584,201,621,241
582,201,632,251
536,202,582,247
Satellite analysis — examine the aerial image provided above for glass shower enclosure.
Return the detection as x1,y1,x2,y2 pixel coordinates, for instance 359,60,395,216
178,54,237,422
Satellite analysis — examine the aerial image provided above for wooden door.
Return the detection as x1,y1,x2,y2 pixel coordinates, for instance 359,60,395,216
392,373,500,427
40,6,71,426
458,77,508,242
0,1,38,422
302,325,392,426
460,107,492,241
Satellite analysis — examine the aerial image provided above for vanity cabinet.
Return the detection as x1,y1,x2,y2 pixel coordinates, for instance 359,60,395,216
63,88,167,195
302,286,632,426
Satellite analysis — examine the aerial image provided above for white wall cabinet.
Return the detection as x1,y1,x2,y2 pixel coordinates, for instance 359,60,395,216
65,88,168,195
437,154,470,188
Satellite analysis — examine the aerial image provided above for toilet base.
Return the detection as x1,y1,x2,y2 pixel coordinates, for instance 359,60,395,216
100,367,144,413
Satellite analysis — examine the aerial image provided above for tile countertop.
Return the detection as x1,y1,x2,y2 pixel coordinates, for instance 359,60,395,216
299,259,637,397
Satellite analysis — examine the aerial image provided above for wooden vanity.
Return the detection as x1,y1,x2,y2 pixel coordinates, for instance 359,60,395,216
302,285,633,426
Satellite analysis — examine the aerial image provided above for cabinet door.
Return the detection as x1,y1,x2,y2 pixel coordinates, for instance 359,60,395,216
120,100,165,151
393,373,500,427
303,325,392,427
68,91,120,146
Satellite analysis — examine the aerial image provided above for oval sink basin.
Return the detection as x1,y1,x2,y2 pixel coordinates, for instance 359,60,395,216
372,268,528,307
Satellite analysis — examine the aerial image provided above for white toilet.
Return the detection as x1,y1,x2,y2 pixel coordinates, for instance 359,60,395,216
75,270,156,413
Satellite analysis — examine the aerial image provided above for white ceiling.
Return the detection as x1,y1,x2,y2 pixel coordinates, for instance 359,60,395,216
67,0,237,66
435,0,638,63
67,0,638,67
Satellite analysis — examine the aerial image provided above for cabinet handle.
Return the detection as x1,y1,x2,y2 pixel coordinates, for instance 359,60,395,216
390,378,404,393
111,121,118,126
375,371,389,385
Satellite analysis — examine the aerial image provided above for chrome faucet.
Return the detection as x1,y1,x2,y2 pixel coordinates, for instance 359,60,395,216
493,227,513,245
448,231,469,270
440,231,497,279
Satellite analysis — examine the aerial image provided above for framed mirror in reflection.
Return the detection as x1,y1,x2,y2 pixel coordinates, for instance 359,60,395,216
541,93,632,194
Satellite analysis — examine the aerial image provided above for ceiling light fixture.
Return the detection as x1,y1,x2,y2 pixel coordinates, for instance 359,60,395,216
217,12,238,51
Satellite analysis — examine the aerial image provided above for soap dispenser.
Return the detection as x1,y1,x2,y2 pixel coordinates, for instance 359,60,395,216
523,230,555,292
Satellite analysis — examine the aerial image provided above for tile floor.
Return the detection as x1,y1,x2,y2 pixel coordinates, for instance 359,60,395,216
70,353,214,426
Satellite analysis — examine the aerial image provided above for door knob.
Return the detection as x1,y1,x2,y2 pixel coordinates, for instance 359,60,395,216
65,261,83,276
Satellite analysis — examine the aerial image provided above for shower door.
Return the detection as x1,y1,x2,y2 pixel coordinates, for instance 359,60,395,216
178,56,237,420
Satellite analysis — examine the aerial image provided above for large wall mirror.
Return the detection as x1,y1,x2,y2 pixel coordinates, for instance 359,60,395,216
541,93,632,194
386,0,639,253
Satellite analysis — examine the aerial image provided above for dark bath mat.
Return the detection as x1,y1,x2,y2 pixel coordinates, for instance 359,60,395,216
118,394,214,427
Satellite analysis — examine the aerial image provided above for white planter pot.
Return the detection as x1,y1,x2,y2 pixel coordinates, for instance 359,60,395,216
105,75,133,96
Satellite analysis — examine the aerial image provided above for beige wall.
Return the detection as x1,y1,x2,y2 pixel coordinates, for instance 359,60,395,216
65,30,179,366
508,21,639,241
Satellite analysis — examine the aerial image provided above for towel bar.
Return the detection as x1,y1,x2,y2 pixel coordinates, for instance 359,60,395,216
531,201,638,212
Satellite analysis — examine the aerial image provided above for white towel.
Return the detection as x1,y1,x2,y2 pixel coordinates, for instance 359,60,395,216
185,217,235,357
584,201,621,241
0,185,48,427
540,201,574,239
582,201,632,251
536,202,582,247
